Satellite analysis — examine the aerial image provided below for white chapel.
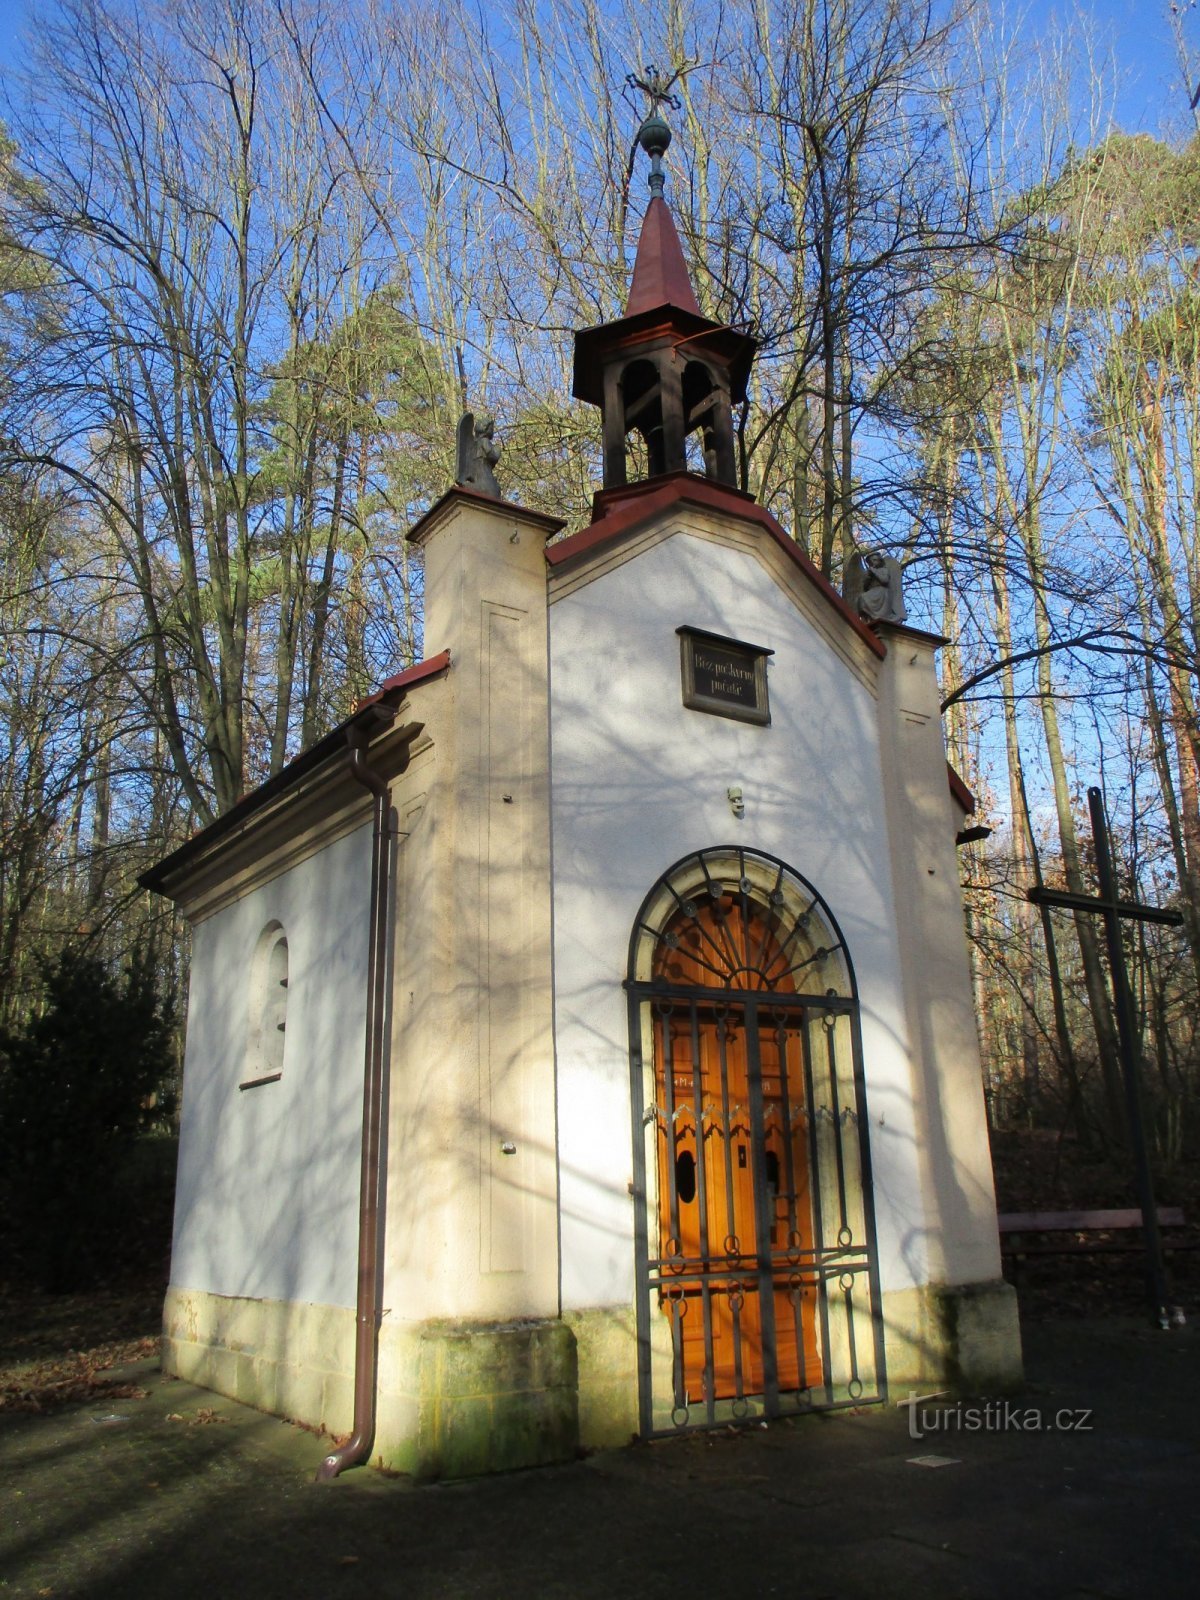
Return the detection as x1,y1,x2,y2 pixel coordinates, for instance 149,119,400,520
143,111,1021,1479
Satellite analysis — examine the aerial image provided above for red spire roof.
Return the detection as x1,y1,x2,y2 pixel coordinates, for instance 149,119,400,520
625,195,701,318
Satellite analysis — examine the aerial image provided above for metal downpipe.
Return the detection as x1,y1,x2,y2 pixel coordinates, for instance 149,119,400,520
316,717,402,1480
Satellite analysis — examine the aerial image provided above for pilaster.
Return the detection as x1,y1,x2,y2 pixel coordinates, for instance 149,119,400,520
391,489,565,1324
874,623,1002,1288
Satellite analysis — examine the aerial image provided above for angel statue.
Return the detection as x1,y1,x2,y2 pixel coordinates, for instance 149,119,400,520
455,412,504,499
842,548,907,626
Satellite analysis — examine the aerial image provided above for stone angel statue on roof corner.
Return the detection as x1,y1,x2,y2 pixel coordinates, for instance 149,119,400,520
455,411,504,499
842,547,907,627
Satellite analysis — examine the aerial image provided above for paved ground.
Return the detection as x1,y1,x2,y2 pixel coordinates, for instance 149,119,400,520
2,1314,1198,1599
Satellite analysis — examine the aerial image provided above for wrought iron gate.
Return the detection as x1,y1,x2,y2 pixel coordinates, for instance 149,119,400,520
627,847,886,1436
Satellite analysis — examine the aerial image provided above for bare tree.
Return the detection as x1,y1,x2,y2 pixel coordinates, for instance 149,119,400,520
3,0,433,819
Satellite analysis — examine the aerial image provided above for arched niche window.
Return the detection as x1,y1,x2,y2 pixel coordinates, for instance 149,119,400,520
241,921,288,1091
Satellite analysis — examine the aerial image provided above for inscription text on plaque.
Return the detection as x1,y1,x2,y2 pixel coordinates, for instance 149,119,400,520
677,627,772,726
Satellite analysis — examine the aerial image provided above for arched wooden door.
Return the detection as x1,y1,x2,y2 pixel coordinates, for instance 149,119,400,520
628,848,885,1435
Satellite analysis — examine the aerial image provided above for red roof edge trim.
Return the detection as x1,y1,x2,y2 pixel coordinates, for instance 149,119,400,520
353,649,452,713
546,474,886,661
948,763,975,815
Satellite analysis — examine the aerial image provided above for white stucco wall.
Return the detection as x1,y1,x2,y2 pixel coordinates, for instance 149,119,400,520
549,528,933,1312
171,822,372,1307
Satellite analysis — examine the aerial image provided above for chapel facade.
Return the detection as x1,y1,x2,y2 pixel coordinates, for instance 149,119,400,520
143,115,1021,1478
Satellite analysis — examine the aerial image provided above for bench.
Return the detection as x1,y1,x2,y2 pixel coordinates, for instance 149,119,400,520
999,1207,1189,1266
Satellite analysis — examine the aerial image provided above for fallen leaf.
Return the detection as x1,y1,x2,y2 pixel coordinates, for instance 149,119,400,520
190,1407,227,1425
0,1337,157,1415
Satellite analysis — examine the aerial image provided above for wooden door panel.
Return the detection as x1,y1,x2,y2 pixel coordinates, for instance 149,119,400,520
656,992,819,1404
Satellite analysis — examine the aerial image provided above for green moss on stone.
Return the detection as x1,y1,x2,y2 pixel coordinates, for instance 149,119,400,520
412,1319,578,1480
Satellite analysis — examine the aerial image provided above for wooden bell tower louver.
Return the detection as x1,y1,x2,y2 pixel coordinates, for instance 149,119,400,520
573,110,756,491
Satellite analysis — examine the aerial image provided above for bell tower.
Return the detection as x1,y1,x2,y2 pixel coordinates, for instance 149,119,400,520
573,101,756,491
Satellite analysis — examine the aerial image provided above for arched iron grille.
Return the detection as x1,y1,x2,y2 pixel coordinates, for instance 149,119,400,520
627,847,886,1436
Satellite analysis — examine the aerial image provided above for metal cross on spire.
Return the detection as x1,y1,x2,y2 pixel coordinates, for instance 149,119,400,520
626,65,685,197
626,64,684,117
1027,786,1184,1328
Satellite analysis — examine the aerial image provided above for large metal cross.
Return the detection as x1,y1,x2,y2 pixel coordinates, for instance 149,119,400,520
1027,785,1184,1326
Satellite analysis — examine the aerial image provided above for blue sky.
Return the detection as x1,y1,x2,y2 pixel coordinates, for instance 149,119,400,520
1064,0,1195,131
0,1,1194,140
0,1,1194,137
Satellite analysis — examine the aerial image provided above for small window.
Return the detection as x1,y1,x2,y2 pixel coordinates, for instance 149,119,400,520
241,922,288,1090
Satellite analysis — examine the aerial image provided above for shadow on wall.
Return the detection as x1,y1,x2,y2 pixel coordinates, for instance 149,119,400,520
169,546,1005,1427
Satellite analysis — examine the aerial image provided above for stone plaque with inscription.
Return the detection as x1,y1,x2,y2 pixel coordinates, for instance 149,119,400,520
677,627,772,726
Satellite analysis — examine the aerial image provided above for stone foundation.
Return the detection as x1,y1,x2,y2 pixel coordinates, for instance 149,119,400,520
163,1279,1020,1476
163,1286,579,1479
162,1284,357,1436
881,1278,1023,1395
400,1318,578,1480
566,1305,639,1450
